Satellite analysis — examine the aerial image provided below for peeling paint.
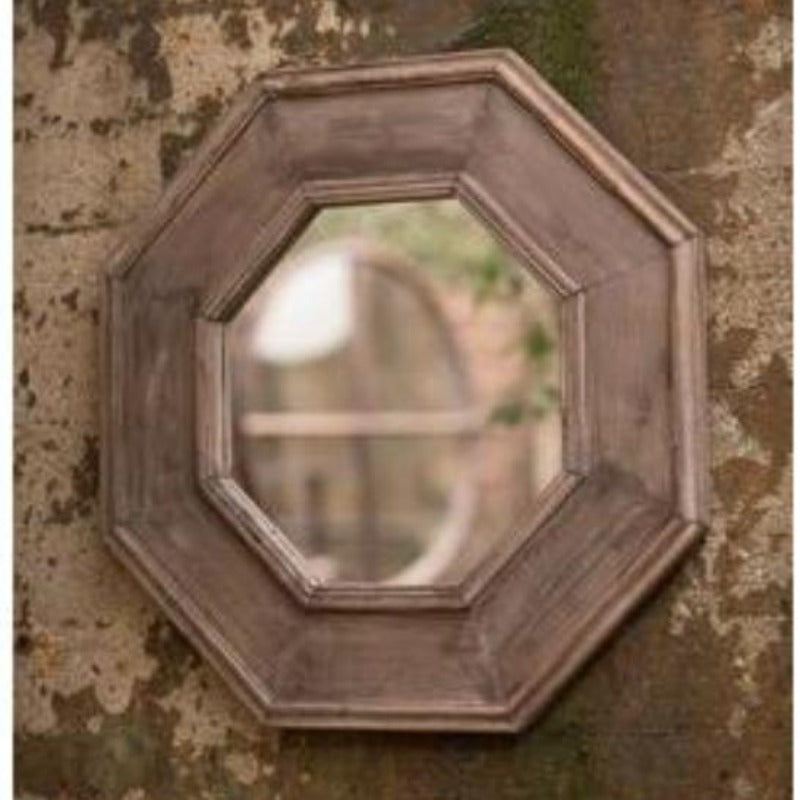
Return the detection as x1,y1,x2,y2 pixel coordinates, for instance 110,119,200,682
667,28,792,750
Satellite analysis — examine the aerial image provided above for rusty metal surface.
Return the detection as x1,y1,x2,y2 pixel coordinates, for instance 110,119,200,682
14,1,791,798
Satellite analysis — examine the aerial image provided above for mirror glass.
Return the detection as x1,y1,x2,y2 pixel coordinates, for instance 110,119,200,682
228,200,562,586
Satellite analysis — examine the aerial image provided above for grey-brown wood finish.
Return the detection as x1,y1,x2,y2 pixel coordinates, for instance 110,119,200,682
101,49,708,732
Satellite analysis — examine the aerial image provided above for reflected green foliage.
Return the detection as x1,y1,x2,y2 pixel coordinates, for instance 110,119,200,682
523,321,555,362
295,200,561,425
300,200,524,302
490,400,527,426
492,320,558,425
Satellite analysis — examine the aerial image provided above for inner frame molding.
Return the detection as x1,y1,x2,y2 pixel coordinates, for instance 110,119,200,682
195,174,590,611
101,49,708,732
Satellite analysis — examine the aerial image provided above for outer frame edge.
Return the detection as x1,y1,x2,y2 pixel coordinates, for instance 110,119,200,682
504,517,706,731
105,83,270,282
104,524,273,726
671,235,711,524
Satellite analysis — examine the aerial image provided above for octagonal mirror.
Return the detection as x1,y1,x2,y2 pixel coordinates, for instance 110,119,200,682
104,50,707,732
227,200,563,586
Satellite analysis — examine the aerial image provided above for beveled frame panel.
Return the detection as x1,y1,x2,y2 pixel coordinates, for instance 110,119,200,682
102,49,708,731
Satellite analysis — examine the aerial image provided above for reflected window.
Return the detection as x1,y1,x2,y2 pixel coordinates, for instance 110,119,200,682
228,200,562,586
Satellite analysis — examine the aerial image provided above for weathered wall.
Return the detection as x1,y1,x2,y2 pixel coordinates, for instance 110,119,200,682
14,1,791,798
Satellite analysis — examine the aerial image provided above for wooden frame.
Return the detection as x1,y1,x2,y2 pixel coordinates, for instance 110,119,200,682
101,49,708,732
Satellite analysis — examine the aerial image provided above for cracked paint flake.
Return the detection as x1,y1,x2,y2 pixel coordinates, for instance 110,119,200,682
224,750,262,785
156,663,264,758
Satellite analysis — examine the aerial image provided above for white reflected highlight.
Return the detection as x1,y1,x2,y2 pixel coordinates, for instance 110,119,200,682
252,251,353,365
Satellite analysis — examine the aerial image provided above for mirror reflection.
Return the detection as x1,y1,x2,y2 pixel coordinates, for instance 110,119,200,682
228,200,562,586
